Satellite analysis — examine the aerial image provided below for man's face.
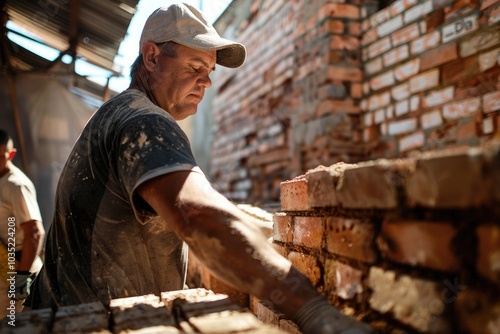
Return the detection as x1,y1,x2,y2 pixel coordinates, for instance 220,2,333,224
0,142,13,175
151,44,216,120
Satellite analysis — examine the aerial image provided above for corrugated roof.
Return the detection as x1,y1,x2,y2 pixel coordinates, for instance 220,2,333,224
2,0,139,74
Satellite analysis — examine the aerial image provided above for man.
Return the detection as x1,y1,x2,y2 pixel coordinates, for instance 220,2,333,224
27,3,372,333
0,129,44,317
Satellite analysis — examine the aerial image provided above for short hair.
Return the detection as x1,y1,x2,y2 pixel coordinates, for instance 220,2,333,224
0,129,12,146
129,41,179,80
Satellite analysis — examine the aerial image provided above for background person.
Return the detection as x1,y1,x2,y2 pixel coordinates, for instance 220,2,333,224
27,4,372,333
0,129,44,317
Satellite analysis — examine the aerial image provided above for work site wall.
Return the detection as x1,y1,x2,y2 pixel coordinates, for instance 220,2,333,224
209,0,500,204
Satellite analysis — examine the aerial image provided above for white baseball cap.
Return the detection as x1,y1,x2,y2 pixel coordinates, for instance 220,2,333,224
139,3,246,68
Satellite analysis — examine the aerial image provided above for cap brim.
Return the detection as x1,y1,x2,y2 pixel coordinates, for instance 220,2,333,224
175,35,246,68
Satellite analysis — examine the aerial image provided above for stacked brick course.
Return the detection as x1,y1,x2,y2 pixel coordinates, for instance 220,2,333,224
259,144,499,333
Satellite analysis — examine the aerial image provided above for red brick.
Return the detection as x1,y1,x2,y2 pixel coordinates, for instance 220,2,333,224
367,37,392,59
405,148,493,207
324,259,363,300
326,217,378,263
399,131,425,152
391,83,410,101
421,109,443,129
478,47,500,72
404,1,433,24
442,56,480,84
383,45,409,67
457,120,478,141
388,118,417,135
280,176,309,211
391,0,419,16
442,97,481,120
370,71,395,91
288,251,322,285
422,86,454,108
488,4,500,24
273,212,293,243
327,65,363,81
368,91,391,110
483,116,495,134
365,57,383,75
456,289,500,334
409,69,439,93
411,30,441,55
420,42,458,71
394,58,421,81
362,27,378,46
304,164,356,208
293,216,323,248
483,91,500,113
377,15,404,37
252,299,284,327
391,23,420,46
460,30,500,58
442,13,479,43
320,3,359,20
481,0,499,10
370,6,391,26
279,319,301,334
368,267,452,333
476,224,500,285
378,219,460,271
395,100,409,116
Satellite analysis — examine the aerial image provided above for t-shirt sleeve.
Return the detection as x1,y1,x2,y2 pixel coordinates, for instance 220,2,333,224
115,113,198,223
10,183,42,225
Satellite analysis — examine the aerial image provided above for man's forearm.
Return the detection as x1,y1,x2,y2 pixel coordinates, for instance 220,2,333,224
18,220,44,272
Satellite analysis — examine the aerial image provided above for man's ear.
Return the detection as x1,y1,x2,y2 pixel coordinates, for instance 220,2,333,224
8,149,16,160
141,42,161,72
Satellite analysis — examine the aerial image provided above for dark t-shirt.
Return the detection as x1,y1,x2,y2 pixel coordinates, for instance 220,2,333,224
29,89,200,308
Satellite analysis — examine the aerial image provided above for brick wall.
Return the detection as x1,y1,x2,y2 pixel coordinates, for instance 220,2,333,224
271,144,500,333
207,0,500,204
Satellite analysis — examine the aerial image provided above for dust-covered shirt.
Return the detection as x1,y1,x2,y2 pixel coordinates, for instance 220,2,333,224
28,89,199,308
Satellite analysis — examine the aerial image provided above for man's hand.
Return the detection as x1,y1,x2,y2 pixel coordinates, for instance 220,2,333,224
293,296,374,334
14,273,32,300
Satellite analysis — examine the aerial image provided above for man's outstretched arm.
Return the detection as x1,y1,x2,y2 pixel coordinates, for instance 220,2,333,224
137,170,373,334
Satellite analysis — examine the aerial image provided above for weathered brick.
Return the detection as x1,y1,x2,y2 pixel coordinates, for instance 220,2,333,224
325,259,363,300
388,118,418,135
395,58,421,81
483,116,495,134
279,319,301,334
370,71,395,91
410,95,420,111
391,0,418,15
478,47,500,72
411,30,441,54
365,57,383,75
409,69,440,93
391,22,420,46
368,267,451,333
374,108,385,124
392,82,410,101
476,224,500,285
273,212,293,243
442,97,481,120
404,1,433,24
460,30,500,58
395,100,410,116
455,289,500,334
368,91,391,110
421,42,458,71
337,160,399,208
280,176,309,211
367,36,392,59
400,131,425,152
377,15,404,37
252,299,284,327
288,251,322,285
293,216,323,248
422,86,455,108
483,91,500,113
370,6,391,26
383,45,409,67
326,217,378,263
320,3,359,19
327,65,363,81
442,13,479,43
378,219,460,271
405,147,493,207
305,163,356,208
421,109,443,129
